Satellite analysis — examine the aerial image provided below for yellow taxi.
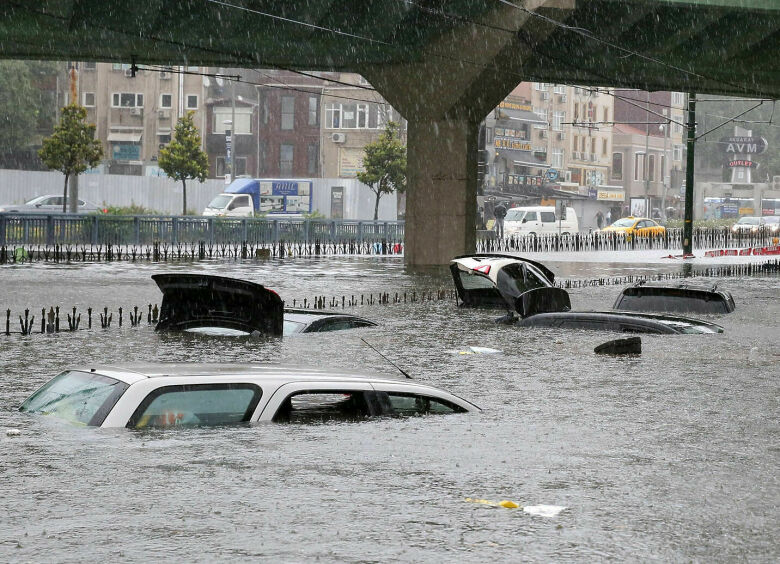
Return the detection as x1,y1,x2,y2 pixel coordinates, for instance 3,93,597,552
601,216,666,240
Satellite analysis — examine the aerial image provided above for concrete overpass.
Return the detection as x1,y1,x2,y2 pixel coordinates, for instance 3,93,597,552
1,0,779,264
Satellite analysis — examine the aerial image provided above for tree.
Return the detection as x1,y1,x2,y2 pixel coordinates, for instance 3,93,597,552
357,121,407,220
0,61,38,155
158,111,209,215
38,104,103,212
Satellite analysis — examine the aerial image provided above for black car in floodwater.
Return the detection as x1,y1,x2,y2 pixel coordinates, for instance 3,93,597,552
613,281,735,314
450,254,724,334
153,274,376,337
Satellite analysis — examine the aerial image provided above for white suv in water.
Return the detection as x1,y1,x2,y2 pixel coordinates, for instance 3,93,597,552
19,364,479,428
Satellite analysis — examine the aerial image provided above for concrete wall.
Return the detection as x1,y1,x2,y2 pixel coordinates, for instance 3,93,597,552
0,170,397,219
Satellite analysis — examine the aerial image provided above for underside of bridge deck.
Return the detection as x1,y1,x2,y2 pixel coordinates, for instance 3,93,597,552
1,0,779,264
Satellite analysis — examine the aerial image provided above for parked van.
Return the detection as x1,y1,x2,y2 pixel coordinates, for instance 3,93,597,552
503,206,579,236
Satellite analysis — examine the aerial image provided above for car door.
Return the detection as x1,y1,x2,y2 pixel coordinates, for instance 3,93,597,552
523,211,540,233
258,381,375,422
226,194,253,217
539,211,556,234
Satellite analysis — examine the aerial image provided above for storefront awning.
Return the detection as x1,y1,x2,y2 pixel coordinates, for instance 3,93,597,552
496,107,547,125
108,132,142,143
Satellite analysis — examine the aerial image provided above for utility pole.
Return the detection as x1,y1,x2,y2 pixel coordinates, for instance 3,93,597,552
643,91,650,213
68,62,79,214
683,93,696,256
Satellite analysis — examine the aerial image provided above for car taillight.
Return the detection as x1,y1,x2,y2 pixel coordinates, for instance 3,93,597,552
102,208,108,213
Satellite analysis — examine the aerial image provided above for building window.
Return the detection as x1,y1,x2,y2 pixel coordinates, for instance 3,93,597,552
553,84,565,94
281,96,295,130
552,148,563,168
308,96,318,126
602,138,608,156
280,144,294,176
535,83,548,91
307,143,318,175
672,114,683,135
160,94,172,109
552,111,564,131
673,144,683,161
534,108,547,129
213,108,253,134
634,153,645,181
612,152,623,180
82,62,96,71
112,92,143,108
672,92,685,106
326,103,341,129
377,105,395,128
186,66,199,72
216,156,247,178
186,95,198,110
648,154,656,181
603,107,609,123
83,92,95,107
591,138,596,156
158,134,171,144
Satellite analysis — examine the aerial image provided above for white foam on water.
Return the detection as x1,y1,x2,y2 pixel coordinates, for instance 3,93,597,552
523,504,567,517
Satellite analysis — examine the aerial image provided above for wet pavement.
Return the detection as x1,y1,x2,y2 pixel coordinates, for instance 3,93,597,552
1,254,778,562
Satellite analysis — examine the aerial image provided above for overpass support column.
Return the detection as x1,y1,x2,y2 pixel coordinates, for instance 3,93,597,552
404,118,478,266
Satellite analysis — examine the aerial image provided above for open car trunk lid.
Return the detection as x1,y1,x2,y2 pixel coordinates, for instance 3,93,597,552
613,283,735,314
153,274,284,336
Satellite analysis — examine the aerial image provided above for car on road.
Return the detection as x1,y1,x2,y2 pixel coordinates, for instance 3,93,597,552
761,215,779,234
153,273,376,337
600,216,666,240
19,364,480,428
0,195,103,214
731,216,765,234
450,254,724,334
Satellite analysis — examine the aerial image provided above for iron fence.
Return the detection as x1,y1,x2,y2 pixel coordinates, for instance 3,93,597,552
0,213,405,247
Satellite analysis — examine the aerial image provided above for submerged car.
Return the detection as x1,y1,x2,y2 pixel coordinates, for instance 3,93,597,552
450,254,724,334
613,281,735,314
153,274,376,337
18,364,479,428
0,194,103,214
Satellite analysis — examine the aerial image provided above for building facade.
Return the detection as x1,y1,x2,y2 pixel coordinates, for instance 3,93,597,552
75,62,208,176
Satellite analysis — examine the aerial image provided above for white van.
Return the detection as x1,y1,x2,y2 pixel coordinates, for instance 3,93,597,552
503,206,579,236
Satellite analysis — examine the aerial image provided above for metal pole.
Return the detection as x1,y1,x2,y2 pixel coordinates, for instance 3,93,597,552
683,93,696,256
661,113,669,220
643,91,650,213
68,63,79,214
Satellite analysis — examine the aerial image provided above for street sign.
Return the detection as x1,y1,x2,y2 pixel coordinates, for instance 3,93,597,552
545,168,559,181
719,136,768,154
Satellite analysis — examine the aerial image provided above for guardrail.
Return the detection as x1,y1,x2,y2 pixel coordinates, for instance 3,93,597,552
0,213,405,247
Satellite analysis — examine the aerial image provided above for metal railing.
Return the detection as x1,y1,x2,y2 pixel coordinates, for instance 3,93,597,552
0,213,405,247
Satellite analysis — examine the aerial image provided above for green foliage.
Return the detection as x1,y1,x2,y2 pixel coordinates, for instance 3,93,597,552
158,112,209,215
665,218,735,229
357,121,407,220
303,210,326,219
38,104,103,211
103,204,164,216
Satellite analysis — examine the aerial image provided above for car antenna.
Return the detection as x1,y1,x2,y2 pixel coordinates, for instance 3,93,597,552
360,337,413,379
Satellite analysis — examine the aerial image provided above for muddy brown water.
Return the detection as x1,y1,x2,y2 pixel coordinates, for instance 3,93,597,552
1,256,778,562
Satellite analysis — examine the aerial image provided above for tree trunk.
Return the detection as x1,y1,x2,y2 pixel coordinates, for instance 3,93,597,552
182,179,187,216
62,174,70,213
373,190,381,221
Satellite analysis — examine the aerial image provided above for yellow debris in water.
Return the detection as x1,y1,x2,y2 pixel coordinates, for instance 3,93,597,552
499,500,519,509
465,498,522,509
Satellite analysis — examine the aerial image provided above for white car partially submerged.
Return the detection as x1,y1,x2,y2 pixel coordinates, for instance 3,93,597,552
19,364,479,428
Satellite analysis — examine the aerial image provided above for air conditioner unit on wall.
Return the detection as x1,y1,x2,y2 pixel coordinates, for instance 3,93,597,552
331,132,346,143
158,109,170,119
124,68,134,78
160,71,170,80
130,108,142,116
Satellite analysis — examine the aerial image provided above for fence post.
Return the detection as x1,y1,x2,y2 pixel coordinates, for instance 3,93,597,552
304,219,310,243
0,214,5,247
91,215,99,245
358,222,364,244
273,219,279,246
172,217,179,244
208,217,214,245
330,220,336,240
242,218,248,242
46,215,55,246
134,216,140,245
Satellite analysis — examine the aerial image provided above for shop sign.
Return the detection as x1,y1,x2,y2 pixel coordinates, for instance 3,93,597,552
720,136,768,154
495,138,532,151
727,159,756,168
112,143,140,161
739,207,755,215
499,101,532,112
597,189,625,201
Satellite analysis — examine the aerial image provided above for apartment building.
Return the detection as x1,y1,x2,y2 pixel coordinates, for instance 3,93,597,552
75,62,208,176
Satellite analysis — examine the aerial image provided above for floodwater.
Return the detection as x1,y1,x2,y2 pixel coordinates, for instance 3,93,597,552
1,254,778,562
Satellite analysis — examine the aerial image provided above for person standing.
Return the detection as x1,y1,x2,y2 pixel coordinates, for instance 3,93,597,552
493,202,507,238
596,210,604,229
605,209,612,225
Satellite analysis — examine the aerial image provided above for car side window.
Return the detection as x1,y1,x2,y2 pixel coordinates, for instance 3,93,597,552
378,392,466,416
228,196,250,210
525,211,537,222
540,212,556,223
128,383,262,428
49,197,64,206
273,391,371,423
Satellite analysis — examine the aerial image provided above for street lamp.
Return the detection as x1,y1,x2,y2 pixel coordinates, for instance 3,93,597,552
223,119,232,184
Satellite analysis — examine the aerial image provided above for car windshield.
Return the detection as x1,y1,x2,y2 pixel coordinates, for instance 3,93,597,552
283,320,306,335
207,194,233,209
611,218,636,227
24,196,49,205
505,209,525,221
19,370,127,426
737,217,759,225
